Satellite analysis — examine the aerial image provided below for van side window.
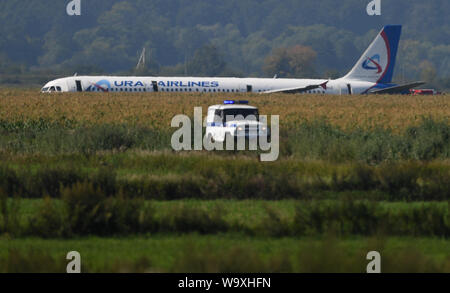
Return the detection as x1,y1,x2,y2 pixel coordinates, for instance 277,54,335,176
214,110,223,123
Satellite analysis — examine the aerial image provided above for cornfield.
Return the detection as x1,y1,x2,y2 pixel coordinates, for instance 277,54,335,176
0,90,448,131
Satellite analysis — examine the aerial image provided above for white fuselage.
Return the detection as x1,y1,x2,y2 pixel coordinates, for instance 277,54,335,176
41,76,375,95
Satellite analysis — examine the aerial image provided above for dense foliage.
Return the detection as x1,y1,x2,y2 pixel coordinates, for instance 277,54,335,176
0,0,448,88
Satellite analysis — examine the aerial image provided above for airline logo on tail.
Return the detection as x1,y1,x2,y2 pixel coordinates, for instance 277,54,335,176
343,25,401,84
362,54,382,73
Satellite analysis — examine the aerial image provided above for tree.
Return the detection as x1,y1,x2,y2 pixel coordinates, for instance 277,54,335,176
187,45,227,76
263,45,317,78
419,60,437,83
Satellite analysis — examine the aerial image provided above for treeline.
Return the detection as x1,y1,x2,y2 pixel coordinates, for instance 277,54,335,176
0,0,448,86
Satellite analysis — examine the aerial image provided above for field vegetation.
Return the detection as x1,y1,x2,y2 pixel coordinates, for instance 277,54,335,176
0,90,449,272
0,91,448,131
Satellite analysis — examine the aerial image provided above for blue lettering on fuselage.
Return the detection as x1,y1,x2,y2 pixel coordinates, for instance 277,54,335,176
156,80,219,87
114,81,145,87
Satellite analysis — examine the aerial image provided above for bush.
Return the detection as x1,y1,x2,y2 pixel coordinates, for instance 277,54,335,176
62,182,148,236
255,205,293,237
0,166,20,196
28,196,67,238
25,166,83,198
293,200,449,237
157,204,228,234
0,189,21,236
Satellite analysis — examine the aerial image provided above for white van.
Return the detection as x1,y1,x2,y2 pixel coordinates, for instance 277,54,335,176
205,100,270,143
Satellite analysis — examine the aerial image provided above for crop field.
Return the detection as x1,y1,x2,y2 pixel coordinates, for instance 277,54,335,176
0,90,449,130
0,89,449,273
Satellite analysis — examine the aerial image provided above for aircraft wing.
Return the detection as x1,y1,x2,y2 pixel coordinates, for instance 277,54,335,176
262,81,329,94
369,81,425,94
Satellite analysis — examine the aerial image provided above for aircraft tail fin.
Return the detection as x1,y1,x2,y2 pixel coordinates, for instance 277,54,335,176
343,25,401,84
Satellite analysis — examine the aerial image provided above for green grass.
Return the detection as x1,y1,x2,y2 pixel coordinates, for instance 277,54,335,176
3,198,449,238
15,198,449,226
0,118,449,162
1,152,450,200
1,235,449,273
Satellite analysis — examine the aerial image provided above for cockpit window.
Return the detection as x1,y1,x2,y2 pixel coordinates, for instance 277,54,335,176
49,86,56,92
41,87,49,92
56,86,62,92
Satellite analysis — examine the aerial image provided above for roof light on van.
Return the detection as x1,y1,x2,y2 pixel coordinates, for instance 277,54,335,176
224,100,249,105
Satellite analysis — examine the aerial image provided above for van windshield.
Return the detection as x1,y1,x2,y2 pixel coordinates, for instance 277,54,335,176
222,108,259,122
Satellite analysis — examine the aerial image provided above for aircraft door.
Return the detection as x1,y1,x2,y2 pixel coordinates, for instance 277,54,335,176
75,80,83,92
151,81,158,92
339,83,352,95
247,85,253,93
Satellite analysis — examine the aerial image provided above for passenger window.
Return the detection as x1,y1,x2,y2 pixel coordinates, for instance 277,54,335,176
214,110,223,123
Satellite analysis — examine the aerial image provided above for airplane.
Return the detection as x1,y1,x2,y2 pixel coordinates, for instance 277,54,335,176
41,25,424,95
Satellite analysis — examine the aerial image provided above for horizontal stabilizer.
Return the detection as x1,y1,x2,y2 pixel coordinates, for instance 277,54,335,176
369,81,425,94
263,81,328,94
